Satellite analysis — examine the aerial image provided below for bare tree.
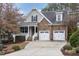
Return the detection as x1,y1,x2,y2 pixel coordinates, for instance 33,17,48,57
3,3,23,33
0,3,23,42
64,13,78,34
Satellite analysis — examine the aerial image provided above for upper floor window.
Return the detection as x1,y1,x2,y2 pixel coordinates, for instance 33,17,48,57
56,12,63,22
31,15,37,22
58,14,61,21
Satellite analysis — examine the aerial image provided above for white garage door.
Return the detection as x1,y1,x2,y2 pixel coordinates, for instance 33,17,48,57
53,30,65,40
39,31,49,40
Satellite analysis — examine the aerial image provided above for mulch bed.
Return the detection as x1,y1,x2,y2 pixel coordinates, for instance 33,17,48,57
61,49,79,56
1,41,30,55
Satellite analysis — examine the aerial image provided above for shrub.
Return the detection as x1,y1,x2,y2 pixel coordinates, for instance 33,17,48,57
0,51,5,55
63,43,72,50
69,30,79,47
75,47,79,53
68,32,73,41
27,36,32,41
15,36,25,43
0,44,4,51
12,45,20,51
65,49,76,55
34,37,38,41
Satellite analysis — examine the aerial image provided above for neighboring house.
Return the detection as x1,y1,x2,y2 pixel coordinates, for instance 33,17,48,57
18,8,68,41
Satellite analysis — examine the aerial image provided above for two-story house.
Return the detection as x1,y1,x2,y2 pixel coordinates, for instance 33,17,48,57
19,8,68,41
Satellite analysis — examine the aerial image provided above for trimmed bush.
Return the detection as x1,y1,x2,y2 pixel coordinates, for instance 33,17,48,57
0,44,4,51
65,49,76,55
2,39,13,44
15,36,25,42
12,45,20,51
75,47,79,53
0,51,5,55
63,43,72,50
34,37,38,41
69,30,79,47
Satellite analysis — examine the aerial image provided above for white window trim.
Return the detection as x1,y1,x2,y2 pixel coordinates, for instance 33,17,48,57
31,15,37,22
56,12,63,22
20,27,28,33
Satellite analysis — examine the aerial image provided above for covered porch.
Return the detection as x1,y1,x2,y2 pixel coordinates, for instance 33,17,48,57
20,22,38,40
27,26,37,37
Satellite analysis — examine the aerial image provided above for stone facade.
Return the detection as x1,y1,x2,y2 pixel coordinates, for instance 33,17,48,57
51,25,68,40
38,18,67,40
38,18,51,30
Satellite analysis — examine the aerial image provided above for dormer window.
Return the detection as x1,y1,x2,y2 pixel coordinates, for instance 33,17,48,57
56,12,63,22
58,14,61,21
31,15,37,22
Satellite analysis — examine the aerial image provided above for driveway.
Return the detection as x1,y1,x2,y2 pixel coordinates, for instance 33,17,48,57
5,41,66,56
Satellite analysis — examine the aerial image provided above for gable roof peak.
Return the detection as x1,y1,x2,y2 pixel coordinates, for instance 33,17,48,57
32,8,37,11
41,11,55,13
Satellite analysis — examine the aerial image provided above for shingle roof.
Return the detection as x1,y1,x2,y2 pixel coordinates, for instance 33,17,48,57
41,11,56,23
19,9,68,26
41,11,67,24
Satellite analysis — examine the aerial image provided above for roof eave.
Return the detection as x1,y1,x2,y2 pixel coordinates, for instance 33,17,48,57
37,10,52,24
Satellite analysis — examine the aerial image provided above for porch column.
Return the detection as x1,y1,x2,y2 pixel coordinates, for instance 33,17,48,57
13,34,15,43
34,26,36,33
28,26,29,36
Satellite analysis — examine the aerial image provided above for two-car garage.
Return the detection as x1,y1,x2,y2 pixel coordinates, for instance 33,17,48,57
38,18,66,41
39,30,65,41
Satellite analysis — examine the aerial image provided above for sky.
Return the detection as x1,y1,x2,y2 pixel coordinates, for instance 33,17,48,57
15,3,47,15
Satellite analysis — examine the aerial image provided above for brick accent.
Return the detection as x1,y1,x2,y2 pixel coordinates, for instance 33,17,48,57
38,18,50,30
38,18,51,40
38,18,67,41
51,25,67,40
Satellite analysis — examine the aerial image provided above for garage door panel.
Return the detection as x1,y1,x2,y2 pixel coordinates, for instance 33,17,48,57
53,30,65,40
39,31,49,40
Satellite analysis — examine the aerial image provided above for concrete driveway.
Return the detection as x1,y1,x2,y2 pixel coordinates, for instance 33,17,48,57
5,41,66,56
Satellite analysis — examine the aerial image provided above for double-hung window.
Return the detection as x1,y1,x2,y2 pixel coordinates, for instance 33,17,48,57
57,14,61,21
20,27,28,33
56,12,63,22
31,15,37,22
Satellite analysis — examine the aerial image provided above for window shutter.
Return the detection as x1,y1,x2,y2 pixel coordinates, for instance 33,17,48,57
31,16,33,22
36,15,37,21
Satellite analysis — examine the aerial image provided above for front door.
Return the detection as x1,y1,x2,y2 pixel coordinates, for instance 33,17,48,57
31,27,34,36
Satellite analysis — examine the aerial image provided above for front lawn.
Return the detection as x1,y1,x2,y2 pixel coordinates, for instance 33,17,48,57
0,41,29,55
